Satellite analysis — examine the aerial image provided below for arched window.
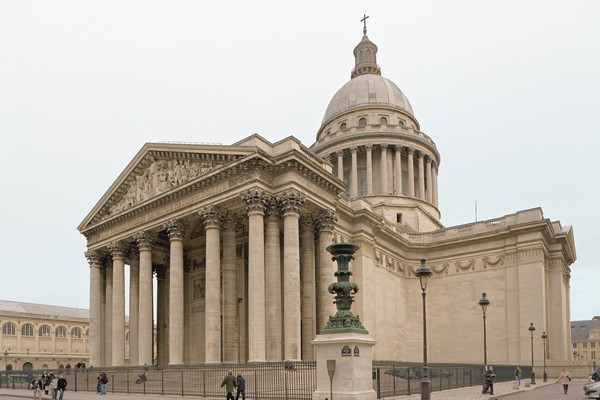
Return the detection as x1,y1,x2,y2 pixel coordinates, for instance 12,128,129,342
71,327,82,339
359,117,367,127
340,122,347,130
2,322,16,335
56,326,67,338
39,325,51,337
380,117,387,125
21,323,34,336
125,331,130,342
85,329,89,340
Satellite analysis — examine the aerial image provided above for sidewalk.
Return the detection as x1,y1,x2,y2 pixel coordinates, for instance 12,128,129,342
0,380,574,400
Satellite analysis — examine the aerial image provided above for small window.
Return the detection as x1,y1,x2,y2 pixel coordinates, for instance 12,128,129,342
584,342,588,348
39,325,51,337
125,331,130,342
21,324,34,336
592,342,596,348
56,326,67,338
71,327,82,339
340,122,347,130
2,322,16,335
396,213,403,223
593,351,597,360
573,343,577,349
380,117,387,125
85,329,89,340
359,117,367,127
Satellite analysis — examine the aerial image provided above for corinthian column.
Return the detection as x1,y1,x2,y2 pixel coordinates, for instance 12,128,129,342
394,145,403,195
350,147,358,197
407,147,415,197
433,162,439,207
300,216,316,360
241,189,267,362
222,212,239,362
418,152,425,200
104,263,113,366
200,207,222,363
365,144,373,195
380,144,388,194
264,197,282,361
128,245,140,366
108,240,126,366
164,219,187,365
426,157,433,203
134,230,154,366
316,210,337,333
86,250,103,367
280,191,303,360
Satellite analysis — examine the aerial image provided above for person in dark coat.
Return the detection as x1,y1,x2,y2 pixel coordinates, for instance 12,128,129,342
57,374,68,400
235,374,246,400
220,371,236,400
482,366,496,395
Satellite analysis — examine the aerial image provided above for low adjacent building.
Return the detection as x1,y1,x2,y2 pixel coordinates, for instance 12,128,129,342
571,317,600,365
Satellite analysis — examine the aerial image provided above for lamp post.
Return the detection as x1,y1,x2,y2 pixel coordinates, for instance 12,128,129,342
478,292,490,389
415,259,433,400
528,323,536,384
541,331,548,382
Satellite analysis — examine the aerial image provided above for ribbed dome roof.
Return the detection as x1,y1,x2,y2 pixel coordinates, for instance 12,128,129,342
321,74,414,125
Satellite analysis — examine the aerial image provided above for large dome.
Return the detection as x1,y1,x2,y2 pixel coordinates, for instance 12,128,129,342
321,74,414,126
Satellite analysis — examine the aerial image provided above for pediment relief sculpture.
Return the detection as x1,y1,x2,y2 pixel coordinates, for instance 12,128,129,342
101,158,220,221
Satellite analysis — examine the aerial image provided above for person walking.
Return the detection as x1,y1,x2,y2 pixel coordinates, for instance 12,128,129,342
31,375,43,400
235,374,246,400
557,367,572,395
482,366,496,395
57,374,67,400
514,366,521,385
98,371,108,395
221,371,236,400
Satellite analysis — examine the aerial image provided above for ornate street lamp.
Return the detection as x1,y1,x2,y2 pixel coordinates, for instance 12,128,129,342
478,292,490,389
541,331,548,382
415,259,433,400
528,323,536,385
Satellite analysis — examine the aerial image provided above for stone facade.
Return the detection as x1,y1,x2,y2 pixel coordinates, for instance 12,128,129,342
78,28,576,367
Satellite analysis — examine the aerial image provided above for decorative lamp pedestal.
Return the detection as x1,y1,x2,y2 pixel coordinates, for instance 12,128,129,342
312,332,377,400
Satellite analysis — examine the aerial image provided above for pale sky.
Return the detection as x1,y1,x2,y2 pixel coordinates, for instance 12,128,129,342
1,1,598,322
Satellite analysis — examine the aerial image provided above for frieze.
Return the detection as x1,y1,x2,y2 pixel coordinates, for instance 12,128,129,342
431,263,449,274
483,254,504,268
455,258,475,272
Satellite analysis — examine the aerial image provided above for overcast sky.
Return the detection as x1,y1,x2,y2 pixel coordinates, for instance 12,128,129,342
1,1,598,322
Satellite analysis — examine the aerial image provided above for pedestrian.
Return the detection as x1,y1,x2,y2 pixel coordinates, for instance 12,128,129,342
557,367,572,394
235,374,246,400
57,374,67,400
31,375,43,400
514,366,521,385
482,366,496,395
95,373,101,394
220,370,236,400
51,374,59,400
99,371,108,395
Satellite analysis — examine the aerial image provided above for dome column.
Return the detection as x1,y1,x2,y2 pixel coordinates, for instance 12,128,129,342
336,150,344,181
365,144,373,195
433,163,439,207
380,144,389,194
394,145,403,195
418,151,426,200
407,147,415,197
426,157,433,203
350,147,358,197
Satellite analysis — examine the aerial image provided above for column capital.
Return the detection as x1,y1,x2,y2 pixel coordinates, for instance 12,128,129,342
336,149,344,157
222,211,242,232
85,250,104,267
380,143,389,150
365,144,373,151
407,146,415,155
350,146,358,154
108,240,127,259
425,156,432,165
134,230,156,250
265,196,280,219
299,214,315,234
199,206,222,229
394,144,403,152
164,219,187,240
316,209,338,233
279,190,304,215
241,189,268,214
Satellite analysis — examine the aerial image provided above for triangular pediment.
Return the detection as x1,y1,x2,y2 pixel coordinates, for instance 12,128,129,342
78,142,256,231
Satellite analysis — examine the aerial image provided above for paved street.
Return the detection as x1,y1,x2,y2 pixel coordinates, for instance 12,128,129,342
0,380,591,400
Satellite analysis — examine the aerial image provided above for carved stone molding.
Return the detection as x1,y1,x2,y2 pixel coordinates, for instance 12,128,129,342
455,258,475,272
483,254,504,268
431,263,449,274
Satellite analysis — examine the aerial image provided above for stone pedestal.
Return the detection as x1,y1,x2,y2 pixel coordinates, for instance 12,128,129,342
312,332,377,400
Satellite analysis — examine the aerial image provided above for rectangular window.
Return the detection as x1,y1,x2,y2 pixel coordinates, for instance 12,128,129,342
593,351,597,360
592,342,596,348
584,342,588,348
573,343,577,348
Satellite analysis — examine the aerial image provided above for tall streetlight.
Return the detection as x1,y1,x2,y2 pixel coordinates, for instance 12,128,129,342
478,292,490,389
528,323,536,385
541,331,548,382
415,259,433,400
